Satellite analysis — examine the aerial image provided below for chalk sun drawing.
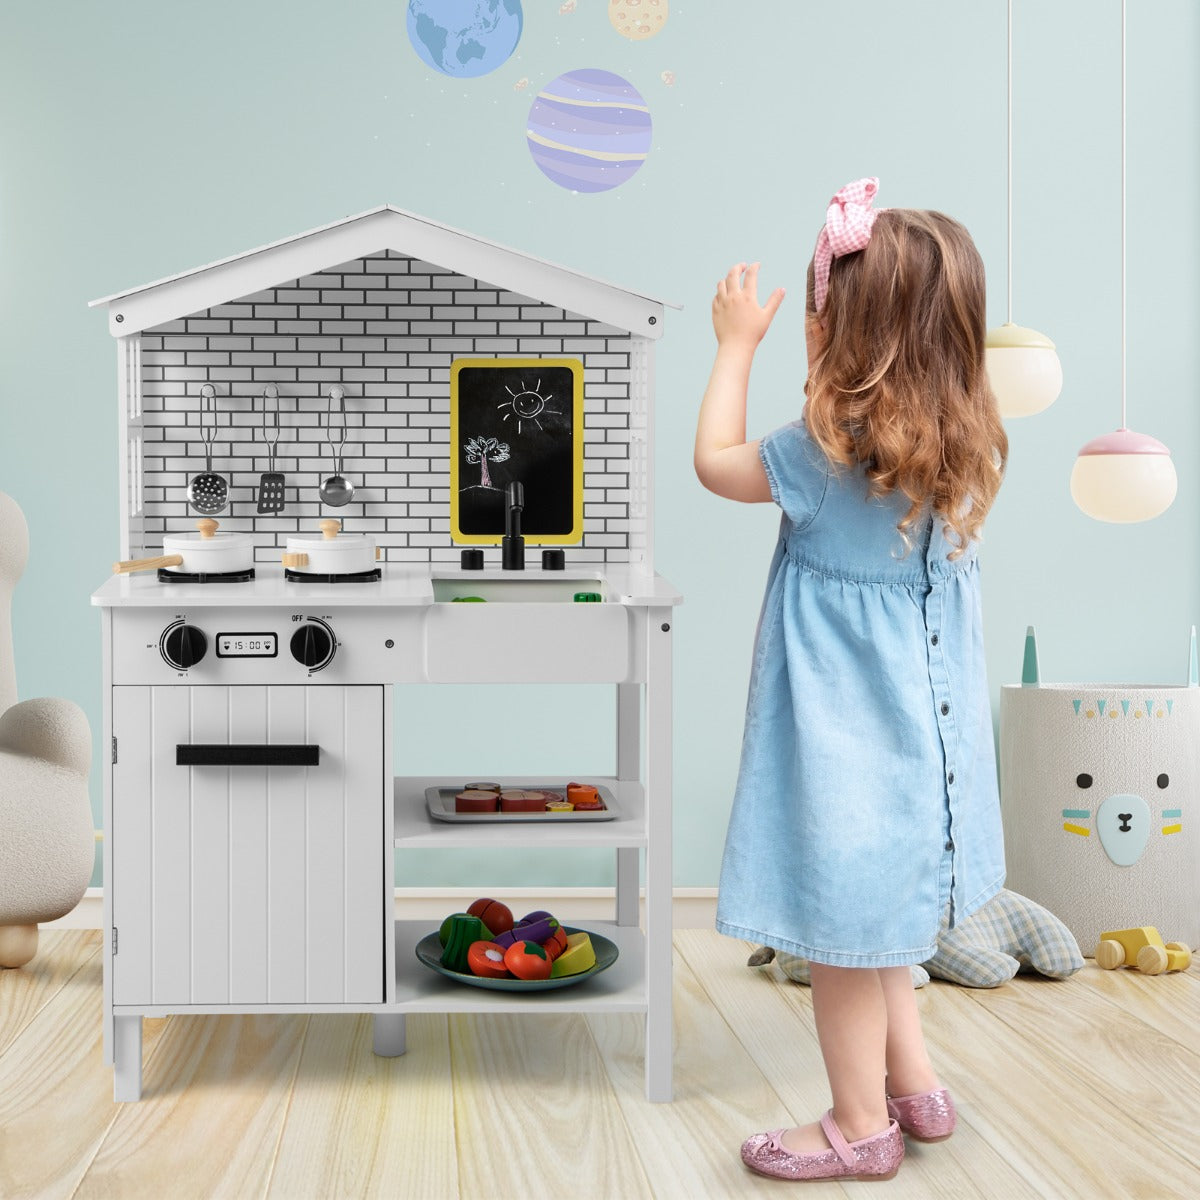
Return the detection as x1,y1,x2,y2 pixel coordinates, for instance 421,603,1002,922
498,379,561,434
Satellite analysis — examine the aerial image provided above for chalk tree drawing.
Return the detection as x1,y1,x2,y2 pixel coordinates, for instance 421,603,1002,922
463,435,510,490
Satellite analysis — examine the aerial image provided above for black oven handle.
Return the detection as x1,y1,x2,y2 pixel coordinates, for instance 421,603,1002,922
176,744,320,767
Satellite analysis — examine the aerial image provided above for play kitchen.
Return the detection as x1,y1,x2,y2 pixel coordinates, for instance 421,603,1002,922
90,205,681,1103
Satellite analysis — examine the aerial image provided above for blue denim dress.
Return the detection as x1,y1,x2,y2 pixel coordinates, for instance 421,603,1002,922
715,418,1005,967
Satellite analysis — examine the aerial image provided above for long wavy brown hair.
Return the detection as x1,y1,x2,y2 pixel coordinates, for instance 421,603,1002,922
804,208,1007,557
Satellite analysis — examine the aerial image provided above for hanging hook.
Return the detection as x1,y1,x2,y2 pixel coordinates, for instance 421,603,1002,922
198,383,217,458
325,385,348,472
260,384,280,464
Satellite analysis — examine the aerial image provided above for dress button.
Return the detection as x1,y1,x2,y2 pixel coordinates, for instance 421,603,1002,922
941,702,950,716
945,840,954,852
947,771,955,785
930,634,939,646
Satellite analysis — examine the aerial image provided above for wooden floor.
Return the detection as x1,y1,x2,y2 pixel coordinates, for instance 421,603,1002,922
2,931,1197,1199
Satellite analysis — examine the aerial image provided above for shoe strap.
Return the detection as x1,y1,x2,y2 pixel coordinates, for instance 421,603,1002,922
819,1111,857,1169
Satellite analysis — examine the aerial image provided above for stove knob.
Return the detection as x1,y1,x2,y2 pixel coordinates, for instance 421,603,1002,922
290,621,335,670
161,624,207,670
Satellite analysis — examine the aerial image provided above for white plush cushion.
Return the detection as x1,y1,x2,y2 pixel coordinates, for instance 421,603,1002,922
0,700,93,924
0,492,94,930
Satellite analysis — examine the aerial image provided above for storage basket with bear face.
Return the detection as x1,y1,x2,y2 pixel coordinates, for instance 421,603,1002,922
1000,681,1199,956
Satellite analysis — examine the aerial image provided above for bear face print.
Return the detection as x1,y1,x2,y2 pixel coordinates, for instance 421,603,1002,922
1063,766,1180,866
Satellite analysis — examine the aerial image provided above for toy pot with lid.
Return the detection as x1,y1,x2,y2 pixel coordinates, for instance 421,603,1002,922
112,519,254,575
282,519,379,574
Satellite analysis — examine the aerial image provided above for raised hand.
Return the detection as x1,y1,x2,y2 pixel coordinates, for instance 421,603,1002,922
712,262,785,350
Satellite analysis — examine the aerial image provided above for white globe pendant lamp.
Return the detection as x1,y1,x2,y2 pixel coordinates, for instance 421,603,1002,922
986,323,1063,417
1071,430,1177,523
1069,0,1177,524
986,0,1063,418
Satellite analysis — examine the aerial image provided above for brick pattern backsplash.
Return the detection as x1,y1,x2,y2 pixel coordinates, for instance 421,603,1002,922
136,251,640,565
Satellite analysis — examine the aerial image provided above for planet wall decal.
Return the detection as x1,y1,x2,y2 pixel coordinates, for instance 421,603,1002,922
406,0,523,79
609,0,669,41
526,69,653,193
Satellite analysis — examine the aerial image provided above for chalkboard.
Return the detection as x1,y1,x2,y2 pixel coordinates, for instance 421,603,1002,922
450,358,584,544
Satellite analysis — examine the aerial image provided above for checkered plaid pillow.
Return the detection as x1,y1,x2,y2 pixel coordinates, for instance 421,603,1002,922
926,887,1083,987
761,889,1083,989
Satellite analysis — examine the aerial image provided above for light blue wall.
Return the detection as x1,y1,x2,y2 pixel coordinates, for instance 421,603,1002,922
2,1,1197,889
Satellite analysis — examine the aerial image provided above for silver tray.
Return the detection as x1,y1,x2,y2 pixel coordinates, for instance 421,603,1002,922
425,784,618,824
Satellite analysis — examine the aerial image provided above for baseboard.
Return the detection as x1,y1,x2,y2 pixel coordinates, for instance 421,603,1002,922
43,887,719,931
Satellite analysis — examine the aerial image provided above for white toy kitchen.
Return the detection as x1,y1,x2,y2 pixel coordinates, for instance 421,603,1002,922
90,206,681,1102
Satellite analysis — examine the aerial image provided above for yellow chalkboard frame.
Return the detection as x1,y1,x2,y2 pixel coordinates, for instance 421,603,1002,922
449,357,585,546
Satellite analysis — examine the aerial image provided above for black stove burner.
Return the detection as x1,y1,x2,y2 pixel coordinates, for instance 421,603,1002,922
157,567,256,583
284,567,382,584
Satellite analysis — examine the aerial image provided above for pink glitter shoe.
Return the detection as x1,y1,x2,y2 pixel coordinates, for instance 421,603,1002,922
740,1111,904,1182
886,1086,957,1142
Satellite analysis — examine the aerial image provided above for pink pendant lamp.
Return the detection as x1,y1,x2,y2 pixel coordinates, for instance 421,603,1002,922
986,0,1063,418
1069,0,1177,523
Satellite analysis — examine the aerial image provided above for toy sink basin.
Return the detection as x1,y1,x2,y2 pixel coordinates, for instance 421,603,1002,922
424,573,628,683
431,574,608,604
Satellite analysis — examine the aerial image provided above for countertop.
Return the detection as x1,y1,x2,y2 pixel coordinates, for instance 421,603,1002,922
92,563,683,608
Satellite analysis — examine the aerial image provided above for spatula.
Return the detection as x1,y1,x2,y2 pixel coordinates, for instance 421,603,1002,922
257,384,286,513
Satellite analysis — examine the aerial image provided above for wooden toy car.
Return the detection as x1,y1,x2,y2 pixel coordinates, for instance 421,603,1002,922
1094,927,1192,974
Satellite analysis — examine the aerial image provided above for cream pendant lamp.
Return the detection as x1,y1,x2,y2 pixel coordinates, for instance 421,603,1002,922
1069,0,1177,523
986,0,1063,417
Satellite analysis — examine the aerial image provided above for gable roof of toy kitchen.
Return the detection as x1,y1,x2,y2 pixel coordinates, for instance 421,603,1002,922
89,204,676,337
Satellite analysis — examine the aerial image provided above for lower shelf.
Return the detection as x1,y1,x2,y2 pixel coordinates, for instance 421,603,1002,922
393,919,648,1013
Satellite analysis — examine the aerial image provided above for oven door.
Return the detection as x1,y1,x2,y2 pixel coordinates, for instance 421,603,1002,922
110,684,385,1007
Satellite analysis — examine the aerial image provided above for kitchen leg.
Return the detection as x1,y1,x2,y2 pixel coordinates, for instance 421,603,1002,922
644,608,674,1102
113,1014,142,1102
616,849,639,927
615,683,641,928
372,1012,406,1057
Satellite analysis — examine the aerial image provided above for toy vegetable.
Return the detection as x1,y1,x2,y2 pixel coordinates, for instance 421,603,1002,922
542,926,569,960
504,940,553,980
467,897,514,936
441,914,488,973
467,940,512,979
550,931,597,977
494,912,559,948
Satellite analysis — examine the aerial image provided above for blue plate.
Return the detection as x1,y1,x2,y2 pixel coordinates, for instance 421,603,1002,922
415,926,619,991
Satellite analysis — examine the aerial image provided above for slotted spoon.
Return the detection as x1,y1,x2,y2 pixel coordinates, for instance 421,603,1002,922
187,385,228,514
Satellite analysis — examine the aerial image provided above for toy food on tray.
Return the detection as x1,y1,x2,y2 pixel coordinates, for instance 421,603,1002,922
454,781,606,814
455,789,500,813
437,899,599,980
566,782,603,810
500,789,551,813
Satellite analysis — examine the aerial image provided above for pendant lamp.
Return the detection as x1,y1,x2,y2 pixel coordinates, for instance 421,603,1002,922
986,0,1063,417
1069,0,1177,523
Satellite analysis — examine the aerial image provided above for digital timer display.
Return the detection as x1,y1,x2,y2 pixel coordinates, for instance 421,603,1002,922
216,633,278,658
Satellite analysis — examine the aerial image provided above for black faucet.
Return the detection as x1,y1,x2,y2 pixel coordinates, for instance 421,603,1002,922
502,481,525,570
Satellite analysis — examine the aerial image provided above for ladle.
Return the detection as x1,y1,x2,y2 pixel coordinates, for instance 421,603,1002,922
319,386,355,507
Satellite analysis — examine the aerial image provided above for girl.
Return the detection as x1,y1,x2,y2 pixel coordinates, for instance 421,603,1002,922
694,178,1008,1183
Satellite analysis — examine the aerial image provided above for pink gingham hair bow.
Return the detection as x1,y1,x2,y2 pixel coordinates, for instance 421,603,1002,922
812,177,880,312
